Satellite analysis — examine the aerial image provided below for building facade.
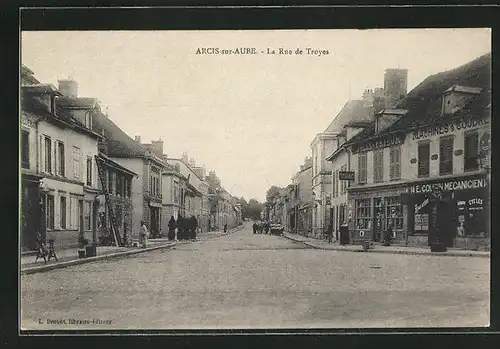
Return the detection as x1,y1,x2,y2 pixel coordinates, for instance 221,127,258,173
338,53,491,250
292,158,313,235
92,112,166,239
21,69,103,250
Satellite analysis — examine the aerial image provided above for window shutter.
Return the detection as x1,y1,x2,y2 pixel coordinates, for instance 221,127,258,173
39,135,44,172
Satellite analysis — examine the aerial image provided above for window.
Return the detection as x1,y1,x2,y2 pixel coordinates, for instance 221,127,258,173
439,136,454,175
340,165,347,194
355,199,371,230
173,182,179,204
73,146,81,180
358,153,367,184
418,142,430,177
46,195,54,230
464,131,479,172
116,174,123,196
125,177,132,198
373,149,384,183
60,196,67,229
85,111,93,129
385,196,403,230
84,201,92,231
334,170,339,197
389,146,401,180
21,130,29,169
332,171,336,197
57,142,65,176
44,137,52,173
69,196,79,230
86,156,92,186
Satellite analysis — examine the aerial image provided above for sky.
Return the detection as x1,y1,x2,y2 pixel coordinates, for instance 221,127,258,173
21,29,491,202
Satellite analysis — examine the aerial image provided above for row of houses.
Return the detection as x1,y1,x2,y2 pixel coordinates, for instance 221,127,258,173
20,65,242,251
265,53,491,250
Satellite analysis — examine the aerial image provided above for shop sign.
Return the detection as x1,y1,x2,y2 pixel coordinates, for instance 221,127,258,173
351,132,405,154
408,176,488,194
339,171,355,181
411,116,489,140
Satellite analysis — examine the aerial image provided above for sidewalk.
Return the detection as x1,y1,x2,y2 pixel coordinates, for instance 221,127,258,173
283,232,490,258
21,225,243,275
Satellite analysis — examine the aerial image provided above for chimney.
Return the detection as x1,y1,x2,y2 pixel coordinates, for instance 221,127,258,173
151,139,164,156
58,79,78,98
182,153,189,163
135,136,141,143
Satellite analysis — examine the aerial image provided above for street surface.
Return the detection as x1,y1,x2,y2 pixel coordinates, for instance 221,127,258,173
21,223,489,329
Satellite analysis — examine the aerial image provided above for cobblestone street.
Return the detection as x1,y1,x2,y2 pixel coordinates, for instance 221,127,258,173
20,223,489,330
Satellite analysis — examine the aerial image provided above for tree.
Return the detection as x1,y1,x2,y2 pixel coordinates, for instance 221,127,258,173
266,185,282,203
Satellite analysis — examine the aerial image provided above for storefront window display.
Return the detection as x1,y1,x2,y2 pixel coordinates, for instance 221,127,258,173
385,196,403,230
355,199,372,230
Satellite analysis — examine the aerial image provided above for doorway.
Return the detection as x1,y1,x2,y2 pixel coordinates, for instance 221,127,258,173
150,207,160,237
373,197,384,242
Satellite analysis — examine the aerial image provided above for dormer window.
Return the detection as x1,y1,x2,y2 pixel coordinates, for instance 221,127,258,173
441,85,482,116
85,111,93,129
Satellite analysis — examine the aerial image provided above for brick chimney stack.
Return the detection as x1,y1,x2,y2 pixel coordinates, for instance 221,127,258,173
58,78,78,98
151,139,164,156
135,136,141,143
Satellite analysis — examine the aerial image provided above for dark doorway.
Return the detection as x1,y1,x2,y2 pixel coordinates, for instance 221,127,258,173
150,207,160,237
373,197,384,242
21,178,41,251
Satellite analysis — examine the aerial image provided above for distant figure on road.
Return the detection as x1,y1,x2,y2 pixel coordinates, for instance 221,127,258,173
264,221,270,235
168,216,176,241
252,222,257,234
139,221,149,248
327,223,333,243
224,223,228,233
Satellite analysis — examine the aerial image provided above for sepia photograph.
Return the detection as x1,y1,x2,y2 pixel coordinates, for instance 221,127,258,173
19,27,491,331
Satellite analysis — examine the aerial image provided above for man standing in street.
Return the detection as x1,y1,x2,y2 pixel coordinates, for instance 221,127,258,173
327,223,333,243
252,222,257,234
168,216,176,241
139,221,149,248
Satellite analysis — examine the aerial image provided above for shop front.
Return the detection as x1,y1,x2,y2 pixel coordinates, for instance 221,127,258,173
21,173,43,251
406,172,489,250
348,183,407,245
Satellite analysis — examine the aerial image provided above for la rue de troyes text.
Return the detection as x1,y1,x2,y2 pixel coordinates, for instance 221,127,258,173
196,47,330,56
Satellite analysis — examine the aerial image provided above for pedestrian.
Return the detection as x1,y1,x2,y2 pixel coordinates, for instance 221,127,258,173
178,216,185,240
327,223,333,243
168,216,176,241
252,222,257,234
191,215,198,240
383,224,393,246
224,223,228,233
139,220,149,248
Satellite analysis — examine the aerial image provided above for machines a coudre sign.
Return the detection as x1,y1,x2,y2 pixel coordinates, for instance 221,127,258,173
412,116,489,140
408,176,488,194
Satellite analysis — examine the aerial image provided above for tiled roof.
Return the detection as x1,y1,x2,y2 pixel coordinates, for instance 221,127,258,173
343,52,491,146
97,152,137,176
57,96,98,109
92,111,148,158
324,99,373,133
22,84,62,95
21,94,102,139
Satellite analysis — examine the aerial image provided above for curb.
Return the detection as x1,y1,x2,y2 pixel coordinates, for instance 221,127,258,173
283,235,490,258
21,242,182,275
21,225,245,275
